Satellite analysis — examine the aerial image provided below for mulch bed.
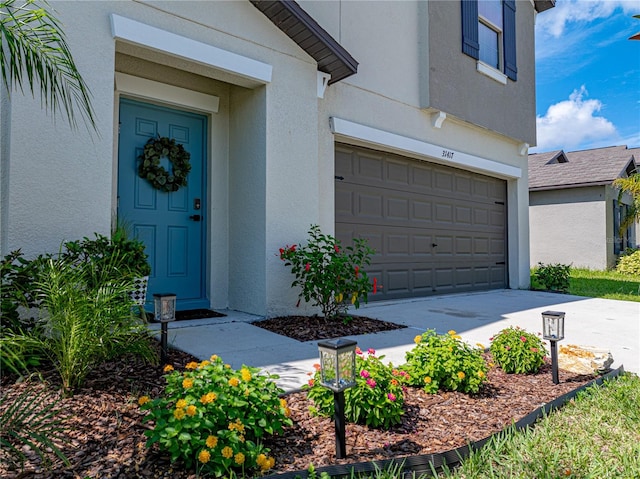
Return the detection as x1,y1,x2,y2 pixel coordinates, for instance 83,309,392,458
253,315,407,342
146,309,225,322
0,317,600,478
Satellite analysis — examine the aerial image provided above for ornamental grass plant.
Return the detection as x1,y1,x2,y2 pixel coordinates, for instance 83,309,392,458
139,355,292,477
402,330,488,394
489,327,547,374
305,347,406,429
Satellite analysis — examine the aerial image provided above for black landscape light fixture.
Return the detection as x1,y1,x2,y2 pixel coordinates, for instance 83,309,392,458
317,338,357,459
542,310,565,384
154,293,177,364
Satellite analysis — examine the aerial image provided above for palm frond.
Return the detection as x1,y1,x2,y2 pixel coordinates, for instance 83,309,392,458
0,0,96,131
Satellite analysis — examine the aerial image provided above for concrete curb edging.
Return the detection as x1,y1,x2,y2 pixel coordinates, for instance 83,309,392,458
264,366,626,479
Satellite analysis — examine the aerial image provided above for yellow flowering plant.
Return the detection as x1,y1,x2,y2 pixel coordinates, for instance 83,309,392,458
305,348,406,428
489,326,547,374
139,355,292,477
402,329,488,394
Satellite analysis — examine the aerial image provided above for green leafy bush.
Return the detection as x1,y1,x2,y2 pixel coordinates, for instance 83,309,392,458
62,228,151,279
279,225,376,320
402,330,488,394
616,248,640,276
533,262,571,292
139,355,291,476
0,250,40,333
305,347,405,429
489,326,547,374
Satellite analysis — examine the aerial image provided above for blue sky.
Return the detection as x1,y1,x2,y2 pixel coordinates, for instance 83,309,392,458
532,0,640,153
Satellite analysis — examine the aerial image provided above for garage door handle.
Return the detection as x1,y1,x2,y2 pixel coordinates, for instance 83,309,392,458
432,243,438,247
189,214,201,222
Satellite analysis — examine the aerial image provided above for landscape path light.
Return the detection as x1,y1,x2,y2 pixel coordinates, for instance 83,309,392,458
542,310,565,385
153,293,176,364
317,338,357,459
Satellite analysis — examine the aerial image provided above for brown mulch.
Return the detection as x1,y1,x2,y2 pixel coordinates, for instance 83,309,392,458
0,317,600,479
253,315,407,342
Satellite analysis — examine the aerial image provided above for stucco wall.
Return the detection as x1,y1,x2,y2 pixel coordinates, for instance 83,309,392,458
530,187,608,270
426,0,537,145
3,0,536,316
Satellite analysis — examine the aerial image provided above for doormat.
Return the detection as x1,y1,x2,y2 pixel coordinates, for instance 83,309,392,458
147,309,226,322
176,309,226,321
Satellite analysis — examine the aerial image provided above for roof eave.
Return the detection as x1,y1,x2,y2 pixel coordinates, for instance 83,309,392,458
534,0,556,13
250,0,358,84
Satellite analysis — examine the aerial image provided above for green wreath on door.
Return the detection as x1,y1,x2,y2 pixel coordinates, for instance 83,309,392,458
138,136,191,192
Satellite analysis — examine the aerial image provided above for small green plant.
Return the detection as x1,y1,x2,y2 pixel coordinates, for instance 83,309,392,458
279,225,376,320
30,255,156,395
0,381,69,471
139,355,291,477
533,262,571,292
62,228,151,280
0,250,40,333
402,330,488,394
305,347,405,429
616,248,640,276
489,326,547,374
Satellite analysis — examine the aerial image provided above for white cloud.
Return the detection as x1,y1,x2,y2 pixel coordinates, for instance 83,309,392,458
534,86,618,152
537,0,639,38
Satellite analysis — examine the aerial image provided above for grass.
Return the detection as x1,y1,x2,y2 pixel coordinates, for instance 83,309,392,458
531,267,640,302
433,373,640,478
568,268,640,302
345,374,640,478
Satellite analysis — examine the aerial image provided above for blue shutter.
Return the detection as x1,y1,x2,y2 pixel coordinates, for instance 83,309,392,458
461,0,479,59
503,0,517,80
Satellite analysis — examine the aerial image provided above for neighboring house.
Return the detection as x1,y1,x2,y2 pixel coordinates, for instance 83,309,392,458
0,0,554,315
529,146,638,270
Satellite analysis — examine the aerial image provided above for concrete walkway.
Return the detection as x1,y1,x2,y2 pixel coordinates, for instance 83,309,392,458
149,289,639,392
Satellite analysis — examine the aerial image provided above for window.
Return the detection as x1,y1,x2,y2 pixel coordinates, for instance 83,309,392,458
461,0,517,81
478,1,502,69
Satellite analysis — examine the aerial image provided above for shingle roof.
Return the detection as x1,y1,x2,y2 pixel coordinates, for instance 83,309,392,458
528,145,637,190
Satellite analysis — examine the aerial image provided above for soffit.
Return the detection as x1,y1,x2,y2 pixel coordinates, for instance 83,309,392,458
250,0,358,84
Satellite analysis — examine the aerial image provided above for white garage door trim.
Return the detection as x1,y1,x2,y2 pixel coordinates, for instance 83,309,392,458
329,117,522,180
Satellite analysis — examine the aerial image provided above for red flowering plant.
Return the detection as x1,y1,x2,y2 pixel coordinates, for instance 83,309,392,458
279,225,376,321
489,326,548,374
305,347,406,429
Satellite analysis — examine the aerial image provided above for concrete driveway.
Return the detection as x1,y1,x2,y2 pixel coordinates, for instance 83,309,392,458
152,289,639,392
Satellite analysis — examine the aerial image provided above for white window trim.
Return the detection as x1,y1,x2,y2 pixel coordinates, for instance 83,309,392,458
115,73,220,114
330,117,521,179
477,61,508,85
110,14,272,86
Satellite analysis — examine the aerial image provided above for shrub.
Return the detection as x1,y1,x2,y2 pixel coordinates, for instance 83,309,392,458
140,355,291,477
279,225,376,320
533,262,571,292
489,326,547,374
305,347,405,429
0,250,40,333
30,256,156,395
616,249,640,276
402,330,488,394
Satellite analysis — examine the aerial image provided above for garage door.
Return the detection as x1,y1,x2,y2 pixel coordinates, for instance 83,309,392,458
335,144,507,300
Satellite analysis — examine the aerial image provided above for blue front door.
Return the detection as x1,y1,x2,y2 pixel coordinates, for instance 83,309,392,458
118,98,207,311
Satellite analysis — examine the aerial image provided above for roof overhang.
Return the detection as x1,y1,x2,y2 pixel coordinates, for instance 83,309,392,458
250,0,358,84
534,1,556,13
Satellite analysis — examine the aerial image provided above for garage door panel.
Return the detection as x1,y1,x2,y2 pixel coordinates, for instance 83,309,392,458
336,144,506,300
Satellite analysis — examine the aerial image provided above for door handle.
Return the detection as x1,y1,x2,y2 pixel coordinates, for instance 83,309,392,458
189,214,201,222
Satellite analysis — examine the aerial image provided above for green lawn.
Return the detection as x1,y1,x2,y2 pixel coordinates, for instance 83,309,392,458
434,373,640,478
531,268,640,302
568,268,640,302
